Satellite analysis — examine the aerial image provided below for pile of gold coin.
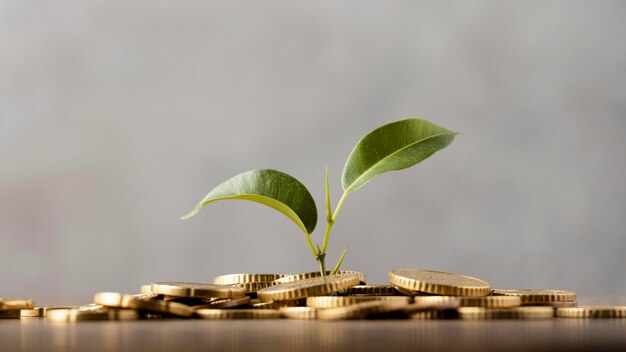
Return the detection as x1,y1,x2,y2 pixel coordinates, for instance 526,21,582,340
5,268,626,321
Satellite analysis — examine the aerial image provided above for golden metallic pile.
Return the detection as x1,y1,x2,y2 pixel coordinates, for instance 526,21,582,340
4,268,625,321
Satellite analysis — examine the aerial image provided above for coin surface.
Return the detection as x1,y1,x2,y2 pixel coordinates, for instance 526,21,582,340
307,296,411,308
273,271,367,285
230,282,277,292
0,299,35,311
94,292,194,318
523,301,577,308
279,307,318,320
21,307,47,318
347,285,404,296
458,306,555,320
47,308,139,322
393,287,434,297
250,299,306,309
458,307,513,320
410,309,459,319
317,300,408,320
162,296,216,305
512,307,555,319
492,289,576,303
213,273,286,285
150,282,246,299
192,296,251,310
140,285,152,294
556,306,626,318
413,295,521,308
195,308,281,319
388,269,491,296
258,274,360,301
404,299,461,314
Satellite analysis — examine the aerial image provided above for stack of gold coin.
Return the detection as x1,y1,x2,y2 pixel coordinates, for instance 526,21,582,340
273,270,367,285
388,269,521,319
492,289,577,308
26,268,626,321
556,306,626,318
94,292,195,318
258,273,361,301
388,269,492,296
1,298,35,319
317,300,409,320
213,273,286,295
347,285,404,296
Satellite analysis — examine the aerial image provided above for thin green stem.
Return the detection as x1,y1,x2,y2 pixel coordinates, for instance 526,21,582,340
304,232,319,259
322,191,348,254
332,191,349,222
318,255,326,277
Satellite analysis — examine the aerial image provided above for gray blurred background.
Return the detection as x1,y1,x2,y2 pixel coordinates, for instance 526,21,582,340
1,1,625,305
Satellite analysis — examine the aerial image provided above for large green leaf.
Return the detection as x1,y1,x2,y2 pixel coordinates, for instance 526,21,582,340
342,118,457,193
181,169,318,235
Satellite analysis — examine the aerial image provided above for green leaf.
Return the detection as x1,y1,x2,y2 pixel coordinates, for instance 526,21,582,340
342,118,457,193
181,169,318,235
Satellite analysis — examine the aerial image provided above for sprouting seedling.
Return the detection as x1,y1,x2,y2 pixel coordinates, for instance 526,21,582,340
181,118,458,276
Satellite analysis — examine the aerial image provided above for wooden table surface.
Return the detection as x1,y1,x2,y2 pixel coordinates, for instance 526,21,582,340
3,318,626,352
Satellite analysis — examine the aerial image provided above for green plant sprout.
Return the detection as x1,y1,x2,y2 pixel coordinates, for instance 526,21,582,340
181,118,457,276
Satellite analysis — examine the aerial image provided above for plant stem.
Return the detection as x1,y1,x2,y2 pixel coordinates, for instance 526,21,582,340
322,191,348,254
316,191,349,276
318,255,326,277
304,233,319,259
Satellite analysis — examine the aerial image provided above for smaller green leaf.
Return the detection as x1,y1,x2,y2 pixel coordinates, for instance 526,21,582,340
330,245,349,275
342,118,458,193
181,169,318,235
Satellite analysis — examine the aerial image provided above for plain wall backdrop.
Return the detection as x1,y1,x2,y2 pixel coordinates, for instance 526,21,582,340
1,0,625,305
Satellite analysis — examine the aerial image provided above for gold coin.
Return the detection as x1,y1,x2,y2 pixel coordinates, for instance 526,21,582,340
279,307,318,320
140,285,153,294
306,296,411,308
250,299,306,309
458,307,555,320
150,282,245,299
195,308,281,319
0,310,21,319
273,270,367,285
523,301,577,308
458,307,513,320
347,285,404,296
317,300,408,320
513,307,554,319
212,273,286,285
258,274,360,301
410,309,459,319
404,299,461,314
492,289,576,303
94,292,194,318
162,296,216,305
522,302,578,308
192,296,251,309
78,303,106,311
388,269,491,296
413,295,521,308
393,287,434,297
47,308,139,322
0,299,35,311
556,306,626,318
21,307,47,318
229,282,277,292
